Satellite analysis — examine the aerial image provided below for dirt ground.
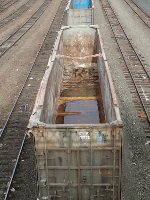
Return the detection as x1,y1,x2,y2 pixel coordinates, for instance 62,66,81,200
0,0,61,128
109,0,150,75
0,0,45,43
0,0,29,20
134,0,150,14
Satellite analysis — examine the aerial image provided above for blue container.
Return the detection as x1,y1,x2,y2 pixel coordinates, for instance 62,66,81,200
72,0,91,9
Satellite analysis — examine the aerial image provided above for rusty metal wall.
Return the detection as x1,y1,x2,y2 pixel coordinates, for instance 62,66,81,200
98,57,115,122
40,58,63,124
33,125,122,200
62,27,96,67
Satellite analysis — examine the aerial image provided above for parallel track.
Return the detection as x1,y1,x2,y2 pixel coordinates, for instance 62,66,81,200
0,0,51,57
124,0,150,28
0,0,19,12
0,0,37,29
0,0,67,199
101,0,150,128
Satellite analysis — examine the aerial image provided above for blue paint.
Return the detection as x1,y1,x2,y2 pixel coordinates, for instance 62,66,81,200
72,0,91,9
96,132,104,144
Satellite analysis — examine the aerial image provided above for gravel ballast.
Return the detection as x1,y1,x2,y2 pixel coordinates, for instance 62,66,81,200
95,0,150,199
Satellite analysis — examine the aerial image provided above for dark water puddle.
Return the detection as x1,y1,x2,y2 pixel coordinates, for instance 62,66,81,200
64,100,99,124
56,89,105,124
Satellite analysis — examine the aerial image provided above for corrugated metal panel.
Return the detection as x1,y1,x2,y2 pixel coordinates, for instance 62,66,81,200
67,9,93,25
34,126,121,200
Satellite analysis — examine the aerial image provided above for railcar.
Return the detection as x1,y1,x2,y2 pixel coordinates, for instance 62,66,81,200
65,0,94,25
28,25,122,200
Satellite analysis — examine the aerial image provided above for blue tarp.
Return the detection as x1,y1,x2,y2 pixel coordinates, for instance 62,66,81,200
72,0,91,9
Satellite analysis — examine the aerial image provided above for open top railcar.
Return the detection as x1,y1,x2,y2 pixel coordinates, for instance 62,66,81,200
28,25,122,200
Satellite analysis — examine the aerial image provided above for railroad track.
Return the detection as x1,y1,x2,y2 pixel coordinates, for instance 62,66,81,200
0,0,37,29
0,0,52,58
124,0,150,28
0,0,19,12
101,0,150,129
0,0,67,199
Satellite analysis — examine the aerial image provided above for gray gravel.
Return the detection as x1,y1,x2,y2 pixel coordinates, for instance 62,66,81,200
95,0,150,199
0,0,61,128
108,0,150,76
134,0,150,14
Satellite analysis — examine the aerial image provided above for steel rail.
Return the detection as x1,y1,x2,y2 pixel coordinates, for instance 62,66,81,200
0,0,52,138
101,0,150,123
0,0,51,58
131,0,150,17
0,0,18,12
124,0,150,29
3,134,27,200
0,0,67,198
2,0,17,7
0,0,37,29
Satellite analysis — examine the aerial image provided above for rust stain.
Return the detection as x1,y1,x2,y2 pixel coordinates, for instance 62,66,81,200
137,111,147,118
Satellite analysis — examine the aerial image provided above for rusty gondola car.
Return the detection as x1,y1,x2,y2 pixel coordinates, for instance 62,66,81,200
28,25,123,200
